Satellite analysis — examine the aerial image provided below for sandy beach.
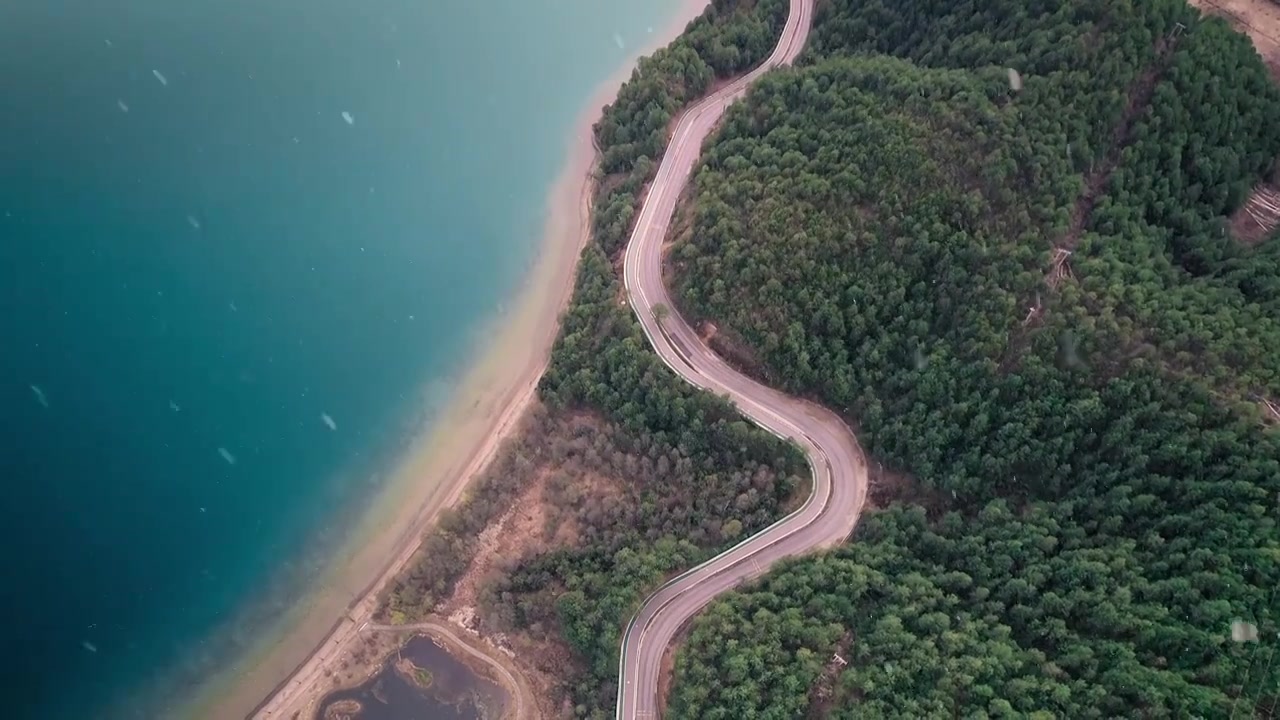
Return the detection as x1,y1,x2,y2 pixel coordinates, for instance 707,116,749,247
179,2,712,718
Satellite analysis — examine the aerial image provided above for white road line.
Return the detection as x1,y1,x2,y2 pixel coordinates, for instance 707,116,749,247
614,0,867,717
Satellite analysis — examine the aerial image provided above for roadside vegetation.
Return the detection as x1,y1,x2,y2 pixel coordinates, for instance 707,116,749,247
385,406,802,712
664,0,1280,716
384,1,801,716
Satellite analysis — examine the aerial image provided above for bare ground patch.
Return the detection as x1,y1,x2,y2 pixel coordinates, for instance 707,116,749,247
440,469,574,618
704,322,777,383
597,170,630,202
1228,181,1280,245
806,632,854,718
665,179,702,257
495,631,582,720
1253,394,1280,427
656,625,692,718
433,419,626,719
865,458,951,518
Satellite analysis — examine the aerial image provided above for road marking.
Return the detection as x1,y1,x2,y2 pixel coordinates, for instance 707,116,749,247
613,2,868,718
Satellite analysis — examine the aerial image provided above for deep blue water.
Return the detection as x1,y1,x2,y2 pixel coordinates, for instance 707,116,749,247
0,0,681,717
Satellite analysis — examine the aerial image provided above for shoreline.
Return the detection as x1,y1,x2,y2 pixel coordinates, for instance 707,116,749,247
194,2,711,718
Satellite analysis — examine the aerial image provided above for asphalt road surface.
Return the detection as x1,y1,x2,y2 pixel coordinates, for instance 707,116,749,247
616,0,868,716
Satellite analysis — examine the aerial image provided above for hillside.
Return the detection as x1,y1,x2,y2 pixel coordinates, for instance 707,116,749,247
665,0,1280,716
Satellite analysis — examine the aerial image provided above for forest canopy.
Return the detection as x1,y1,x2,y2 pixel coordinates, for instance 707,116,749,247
664,0,1280,716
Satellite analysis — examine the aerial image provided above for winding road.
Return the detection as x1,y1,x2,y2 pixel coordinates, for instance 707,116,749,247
616,0,868,717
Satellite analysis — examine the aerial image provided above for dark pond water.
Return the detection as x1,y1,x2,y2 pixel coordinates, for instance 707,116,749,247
317,635,507,720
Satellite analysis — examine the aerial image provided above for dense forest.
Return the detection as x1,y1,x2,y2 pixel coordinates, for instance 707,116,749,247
666,0,1280,716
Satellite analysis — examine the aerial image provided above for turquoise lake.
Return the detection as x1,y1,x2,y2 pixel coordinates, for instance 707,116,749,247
0,0,684,716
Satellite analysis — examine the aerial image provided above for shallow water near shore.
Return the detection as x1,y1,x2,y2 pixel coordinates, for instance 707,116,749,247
0,0,684,717
318,636,506,720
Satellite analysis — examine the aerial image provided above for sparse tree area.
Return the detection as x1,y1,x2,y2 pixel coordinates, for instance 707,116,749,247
384,406,802,714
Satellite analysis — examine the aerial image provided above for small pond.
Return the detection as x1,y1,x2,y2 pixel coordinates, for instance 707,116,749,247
317,635,508,720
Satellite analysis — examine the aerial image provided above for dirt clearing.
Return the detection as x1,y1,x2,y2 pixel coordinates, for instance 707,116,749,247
1229,182,1280,244
435,423,626,719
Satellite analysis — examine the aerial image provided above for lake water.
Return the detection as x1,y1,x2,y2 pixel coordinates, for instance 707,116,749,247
318,635,506,720
0,0,683,717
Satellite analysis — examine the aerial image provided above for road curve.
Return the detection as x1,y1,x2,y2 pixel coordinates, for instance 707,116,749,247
616,0,868,717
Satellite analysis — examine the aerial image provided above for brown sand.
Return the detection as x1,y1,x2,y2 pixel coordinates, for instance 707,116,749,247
180,2,713,719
